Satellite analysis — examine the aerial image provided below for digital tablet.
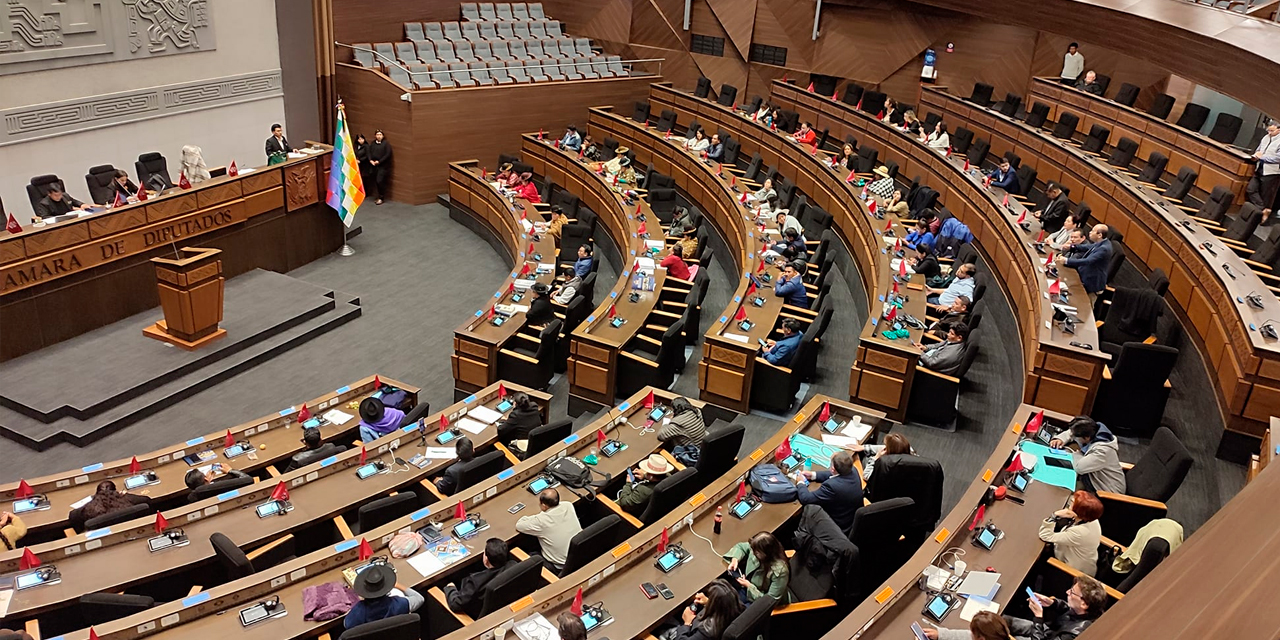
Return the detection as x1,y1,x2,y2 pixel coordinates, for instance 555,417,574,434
974,527,998,550
656,548,684,572
1009,473,1030,492
1042,455,1073,470
356,463,382,480
453,518,479,538
527,476,553,494
922,593,953,622
256,501,285,518
730,499,754,519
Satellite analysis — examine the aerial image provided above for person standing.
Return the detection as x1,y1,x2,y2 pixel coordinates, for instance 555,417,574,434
1249,121,1280,222
1056,224,1112,302
368,130,392,205
265,123,291,163
1061,43,1085,84
354,134,373,196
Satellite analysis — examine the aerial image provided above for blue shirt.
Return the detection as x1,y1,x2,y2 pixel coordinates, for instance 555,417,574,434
937,276,975,306
905,229,935,250
344,595,410,629
990,168,1019,193
774,274,809,308
706,143,724,161
560,131,582,152
764,331,803,366
574,256,594,278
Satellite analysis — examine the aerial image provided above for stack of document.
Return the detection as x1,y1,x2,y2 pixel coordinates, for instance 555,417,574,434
323,409,354,424
467,405,504,424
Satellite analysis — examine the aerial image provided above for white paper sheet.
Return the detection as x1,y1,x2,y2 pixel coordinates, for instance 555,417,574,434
406,549,446,578
323,409,354,425
0,589,13,618
423,447,458,460
456,417,488,435
70,495,93,509
960,595,999,621
956,571,1001,597
722,332,750,344
841,420,874,442
821,434,863,449
467,406,504,425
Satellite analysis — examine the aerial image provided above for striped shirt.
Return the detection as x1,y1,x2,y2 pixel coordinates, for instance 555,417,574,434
658,410,707,447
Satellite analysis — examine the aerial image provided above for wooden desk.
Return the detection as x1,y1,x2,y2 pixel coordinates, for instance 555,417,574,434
520,136,679,413
691,82,1106,419
583,105,788,414
1028,77,1253,199
449,162,560,396
0,375,416,537
74,387,698,640
5,382,548,622
919,85,1280,445
0,145,341,361
434,395,886,640
821,406,1072,640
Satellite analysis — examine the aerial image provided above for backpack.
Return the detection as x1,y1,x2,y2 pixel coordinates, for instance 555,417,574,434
749,464,798,503
545,456,611,497
672,444,700,466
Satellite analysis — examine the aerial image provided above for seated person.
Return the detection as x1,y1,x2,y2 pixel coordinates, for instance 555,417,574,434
657,396,706,447
908,244,941,281
705,134,724,162
0,511,27,552
1046,214,1085,252
905,219,935,251
922,611,1014,640
660,248,692,281
868,165,896,199
754,193,782,218
547,205,569,242
919,208,941,234
552,267,581,304
107,169,141,203
774,209,804,237
602,146,629,174
617,454,673,516
927,295,970,337
513,172,541,203
444,538,512,618
667,579,743,640
882,97,899,123
183,464,250,497
746,177,776,204
670,206,696,234
496,392,542,453
927,263,976,310
989,157,1020,193
573,243,595,277
914,322,970,375
724,531,791,605
797,450,864,530
830,143,856,171
1054,224,1112,299
345,563,424,629
849,432,915,482
1032,183,1070,234
614,155,637,185
673,226,699,259
884,188,909,218
581,134,599,160
753,102,772,122
1007,575,1108,640
558,611,589,640
762,317,804,366
1075,70,1104,96
683,128,710,153
773,261,809,309
434,436,475,495
358,397,407,443
515,488,582,572
494,162,518,187
1049,416,1125,493
286,427,347,471
902,110,923,136
559,125,582,152
772,228,807,260
923,122,950,150
35,183,94,218
525,282,555,325
792,122,817,146
1039,490,1104,576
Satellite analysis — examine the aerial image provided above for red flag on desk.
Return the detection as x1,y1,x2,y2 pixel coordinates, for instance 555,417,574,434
508,281,516,295
520,208,527,222
129,456,142,474
358,538,373,561
88,628,99,640
877,110,885,121
1048,280,1061,295
571,587,584,616
225,429,235,448
1037,230,1046,242
868,199,878,215
374,375,383,390
1006,452,1025,474
732,102,738,111
969,504,986,531
527,242,535,255
632,260,640,273
782,74,788,82
113,190,127,208
481,166,488,180
440,413,450,432
537,129,544,140
735,305,747,321
1025,410,1044,434
299,403,312,423
983,175,992,188
771,121,777,132
597,429,607,447
520,262,530,276
136,184,148,201
1016,210,1026,225
612,173,619,186
665,129,671,140
659,526,669,552
963,159,970,172
736,480,748,502
807,82,815,93
499,383,508,399
892,280,900,295
455,500,467,520
756,259,766,274
945,146,953,158
5,213,22,234
845,169,856,183
884,217,893,232
15,480,32,498
775,437,792,462
179,172,192,190
855,97,863,111
716,163,723,176
229,161,239,177
19,548,40,570
553,139,561,149
270,481,289,502
1001,194,1009,208
730,175,736,188
636,202,643,216
894,237,901,253
578,147,584,159
819,401,831,423
899,259,908,278
359,445,368,464
885,305,898,322
746,279,757,296
833,88,839,100
643,390,655,409
810,142,818,156
637,222,646,235
1044,250,1055,265
155,511,169,535
608,303,617,319
740,191,749,204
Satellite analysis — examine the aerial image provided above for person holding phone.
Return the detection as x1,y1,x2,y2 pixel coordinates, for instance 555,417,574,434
661,579,743,640
796,450,863,530
434,436,475,495
761,317,804,366
182,464,250,499
617,454,672,516
723,531,791,605
1039,490,1104,576
921,610,1014,640
1004,575,1107,640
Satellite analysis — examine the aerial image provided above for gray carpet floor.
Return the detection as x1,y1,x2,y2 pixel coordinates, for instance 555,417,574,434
0,201,1242,534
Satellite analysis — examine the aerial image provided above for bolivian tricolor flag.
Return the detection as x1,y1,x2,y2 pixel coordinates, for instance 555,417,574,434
326,102,365,227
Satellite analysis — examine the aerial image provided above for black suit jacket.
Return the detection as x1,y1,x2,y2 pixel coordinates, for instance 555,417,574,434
437,460,467,495
446,561,509,618
265,135,292,157
525,295,554,325
1040,194,1071,234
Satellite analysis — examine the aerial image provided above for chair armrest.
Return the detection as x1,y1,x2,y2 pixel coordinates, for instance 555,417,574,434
1244,258,1273,272
1120,462,1135,471
429,586,476,626
659,449,685,471
499,348,539,364
25,621,40,640
1220,237,1249,249
494,442,522,466
724,167,745,175
265,465,281,478
597,495,645,528
187,585,203,597
510,547,561,582
771,598,838,615
1230,243,1253,257
332,516,354,540
1046,558,1126,601
619,351,659,367
1099,535,1127,551
651,309,682,321
1102,365,1112,380
1097,490,1167,510
247,533,296,563
667,275,694,286
917,366,960,384
636,333,663,348
1255,270,1280,284
782,304,817,317
755,357,790,374
420,478,447,500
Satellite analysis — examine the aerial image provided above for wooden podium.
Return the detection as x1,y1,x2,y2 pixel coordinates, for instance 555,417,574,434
142,247,227,349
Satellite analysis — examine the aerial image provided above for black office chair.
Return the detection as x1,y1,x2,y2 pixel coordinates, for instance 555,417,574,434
1092,342,1177,439
549,189,580,218
750,331,818,413
339,613,421,640
1015,165,1038,197
723,138,741,165
1024,102,1051,129
1115,537,1171,593
655,109,677,133
560,514,627,576
864,454,944,541
778,109,800,133
600,138,618,161
1107,137,1139,168
187,474,255,504
724,595,777,640
478,555,546,615
1207,113,1243,144
498,319,560,391
994,92,1022,118
967,138,991,168
1051,112,1080,140
841,83,865,108
854,145,878,175
1157,166,1197,204
617,319,685,397
1249,226,1280,269
1094,73,1112,95
789,506,860,604
457,450,512,492
1002,150,1021,169
1188,185,1234,226
524,418,573,458
287,443,349,471
922,111,941,134
1113,83,1140,107
1175,103,1210,132
80,593,156,625
967,82,994,107
633,101,651,125
135,152,173,191
846,497,919,597
1080,124,1111,155
906,332,980,430
695,76,712,98
717,84,738,107
85,164,119,204
26,174,64,213
1134,152,1168,184
694,423,746,480
1223,202,1263,243
951,127,974,155
1098,427,1191,543
638,468,700,525
1097,286,1162,358
68,501,152,534
861,90,886,117
738,94,763,115
357,493,420,533
1148,93,1176,120
211,532,255,581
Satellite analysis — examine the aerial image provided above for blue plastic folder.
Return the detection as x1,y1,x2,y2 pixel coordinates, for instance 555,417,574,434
1018,441,1078,490
789,433,839,470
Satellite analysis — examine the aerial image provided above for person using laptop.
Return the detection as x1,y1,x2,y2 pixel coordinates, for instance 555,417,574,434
921,610,1013,640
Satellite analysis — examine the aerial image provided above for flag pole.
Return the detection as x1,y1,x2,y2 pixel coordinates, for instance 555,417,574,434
330,97,361,257
337,98,356,257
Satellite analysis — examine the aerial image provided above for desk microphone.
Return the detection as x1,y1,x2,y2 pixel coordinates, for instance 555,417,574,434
1201,242,1217,256
1261,319,1280,340
418,418,428,447
1245,291,1265,309
1222,263,1237,280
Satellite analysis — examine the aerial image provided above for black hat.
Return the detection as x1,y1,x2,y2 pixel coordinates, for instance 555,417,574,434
532,282,550,295
353,563,397,599
359,397,385,423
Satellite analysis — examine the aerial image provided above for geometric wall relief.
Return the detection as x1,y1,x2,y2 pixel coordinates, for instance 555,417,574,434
0,0,215,75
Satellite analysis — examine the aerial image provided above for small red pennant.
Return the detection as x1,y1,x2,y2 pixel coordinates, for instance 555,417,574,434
868,199,878,215
113,190,127,208
659,526,669,552
455,500,467,520
89,627,100,640
440,413,449,431
129,456,141,474
963,159,970,172
1016,210,1026,225
1048,280,1062,295
359,445,368,464
807,82,815,92
597,429,607,447
898,259,908,278
637,222,646,235
845,169,857,183
299,403,311,422
374,375,382,390
225,430,235,448
5,213,22,234
15,480,33,499
643,390,655,409
1025,410,1044,434
736,480,748,502
571,587,584,615
1002,194,1010,207
498,383,507,399
229,160,239,177
358,537,373,561
270,481,289,502
136,184,148,201
179,172,192,189
20,548,40,570
735,305,747,321
819,402,831,423
155,511,169,535
775,437,793,461
608,303,617,319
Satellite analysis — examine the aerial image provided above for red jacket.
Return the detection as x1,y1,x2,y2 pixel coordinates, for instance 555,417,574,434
661,253,691,280
794,129,816,145
516,181,541,204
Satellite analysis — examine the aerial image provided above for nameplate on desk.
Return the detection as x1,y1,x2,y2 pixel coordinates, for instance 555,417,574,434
874,586,895,603
689,492,707,507
935,528,951,544
410,506,432,522
279,407,296,417
86,527,111,539
182,592,211,608
334,539,360,553
720,316,729,324
402,424,418,433
81,462,104,473
509,595,535,612
610,291,618,298
982,469,994,483
186,436,205,446
563,434,580,445
336,386,350,394
749,449,764,461
878,295,885,302
794,412,806,423
217,489,240,501
497,469,515,481
618,401,631,411
870,317,879,326
464,394,477,404
611,542,631,558
320,456,338,468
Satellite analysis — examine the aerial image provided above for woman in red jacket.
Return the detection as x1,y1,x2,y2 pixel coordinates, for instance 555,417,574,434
513,172,541,203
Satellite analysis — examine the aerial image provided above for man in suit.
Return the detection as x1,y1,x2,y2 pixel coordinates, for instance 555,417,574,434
915,322,970,375
434,436,475,495
525,282,555,325
989,157,1020,193
286,427,347,471
705,134,724,162
1075,70,1104,96
34,183,93,219
773,261,809,308
762,317,804,367
927,295,970,337
797,450,863,530
443,538,511,618
1057,224,1113,302
1033,183,1070,233
265,123,291,161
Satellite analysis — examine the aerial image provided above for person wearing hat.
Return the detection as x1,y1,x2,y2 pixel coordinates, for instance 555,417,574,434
344,563,424,629
615,155,637,185
603,146,630,175
674,225,699,259
513,172,541,203
868,165,895,200
572,243,595,278
495,162,518,187
617,454,674,516
525,282,555,326
358,396,407,443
